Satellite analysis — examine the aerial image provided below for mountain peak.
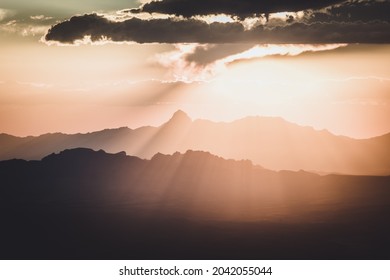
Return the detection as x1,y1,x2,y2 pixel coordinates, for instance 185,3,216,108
169,110,192,123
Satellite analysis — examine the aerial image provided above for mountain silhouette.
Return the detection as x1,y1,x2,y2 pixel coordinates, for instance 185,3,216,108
1,111,390,175
168,109,192,123
1,148,390,259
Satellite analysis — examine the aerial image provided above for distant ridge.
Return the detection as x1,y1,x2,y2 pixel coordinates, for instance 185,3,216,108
1,110,390,175
1,147,388,220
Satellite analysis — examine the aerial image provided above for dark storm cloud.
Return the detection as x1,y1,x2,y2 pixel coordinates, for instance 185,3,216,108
185,44,257,65
308,0,390,23
257,21,390,44
45,13,390,44
131,0,344,18
45,0,390,45
45,14,247,44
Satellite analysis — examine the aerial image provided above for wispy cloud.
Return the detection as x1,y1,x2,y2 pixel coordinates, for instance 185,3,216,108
16,81,53,88
30,15,53,21
0,8,14,22
325,76,390,83
0,11,55,37
0,19,50,37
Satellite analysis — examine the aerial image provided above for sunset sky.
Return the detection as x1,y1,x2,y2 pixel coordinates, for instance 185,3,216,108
1,0,389,138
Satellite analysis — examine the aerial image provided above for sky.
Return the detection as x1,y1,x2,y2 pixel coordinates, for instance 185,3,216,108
1,0,390,138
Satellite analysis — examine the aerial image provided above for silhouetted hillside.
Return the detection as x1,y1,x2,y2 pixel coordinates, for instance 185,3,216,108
1,148,390,259
1,111,390,175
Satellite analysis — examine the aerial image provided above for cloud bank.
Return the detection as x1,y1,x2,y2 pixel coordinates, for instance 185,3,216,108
44,0,390,45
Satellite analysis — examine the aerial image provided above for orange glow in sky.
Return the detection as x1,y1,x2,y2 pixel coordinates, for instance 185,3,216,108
1,33,390,139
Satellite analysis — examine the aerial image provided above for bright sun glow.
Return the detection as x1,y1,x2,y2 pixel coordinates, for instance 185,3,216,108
152,43,347,82
221,44,347,63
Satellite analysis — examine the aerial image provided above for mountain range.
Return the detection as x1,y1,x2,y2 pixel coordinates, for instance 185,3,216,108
1,148,390,259
2,110,390,175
